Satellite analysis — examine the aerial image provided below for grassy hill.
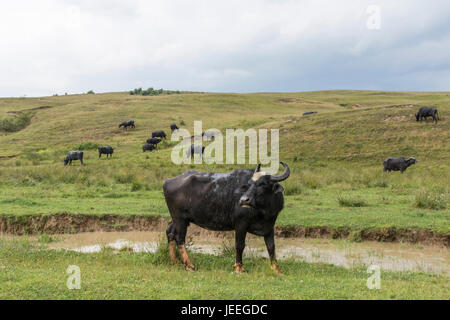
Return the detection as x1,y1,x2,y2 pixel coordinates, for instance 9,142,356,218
0,90,449,238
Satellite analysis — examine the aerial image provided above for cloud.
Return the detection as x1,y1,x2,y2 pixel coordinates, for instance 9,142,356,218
0,0,449,96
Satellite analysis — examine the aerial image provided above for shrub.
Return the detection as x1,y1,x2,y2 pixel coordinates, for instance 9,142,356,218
414,191,448,210
0,112,33,132
129,87,180,96
87,90,95,94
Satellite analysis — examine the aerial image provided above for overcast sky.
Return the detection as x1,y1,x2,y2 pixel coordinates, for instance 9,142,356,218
0,0,449,97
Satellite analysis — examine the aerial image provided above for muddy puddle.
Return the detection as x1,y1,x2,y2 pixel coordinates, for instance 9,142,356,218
31,231,449,276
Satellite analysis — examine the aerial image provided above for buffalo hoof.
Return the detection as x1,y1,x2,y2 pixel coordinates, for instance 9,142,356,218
233,263,247,274
184,263,196,271
271,262,282,274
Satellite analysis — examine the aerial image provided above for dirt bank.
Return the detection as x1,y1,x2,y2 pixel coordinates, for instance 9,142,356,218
0,213,448,246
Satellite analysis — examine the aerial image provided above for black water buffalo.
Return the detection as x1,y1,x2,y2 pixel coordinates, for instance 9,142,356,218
303,111,317,116
119,120,135,130
163,161,290,273
186,144,205,158
98,146,114,158
383,157,417,173
142,143,156,152
64,151,84,166
152,130,167,139
170,123,179,132
416,107,439,123
146,138,161,145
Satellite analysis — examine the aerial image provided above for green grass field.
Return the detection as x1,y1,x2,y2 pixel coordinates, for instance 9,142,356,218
0,90,449,300
0,90,448,234
0,238,448,299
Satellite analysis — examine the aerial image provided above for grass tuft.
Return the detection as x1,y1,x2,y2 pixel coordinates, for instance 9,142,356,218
337,194,368,207
414,191,448,210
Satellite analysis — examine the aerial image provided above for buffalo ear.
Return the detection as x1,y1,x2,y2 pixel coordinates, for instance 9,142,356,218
272,183,284,194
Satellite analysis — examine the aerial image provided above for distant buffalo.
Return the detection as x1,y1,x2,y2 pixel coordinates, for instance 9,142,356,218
119,120,135,130
416,107,439,123
383,157,417,173
142,143,156,152
98,146,114,158
64,151,84,166
303,112,317,116
152,130,167,139
170,123,179,132
146,138,161,145
186,144,205,158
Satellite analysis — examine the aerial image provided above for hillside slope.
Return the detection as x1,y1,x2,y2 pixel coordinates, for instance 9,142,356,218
0,90,449,239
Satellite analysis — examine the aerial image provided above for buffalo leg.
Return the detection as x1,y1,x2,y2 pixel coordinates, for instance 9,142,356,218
234,227,247,273
99,153,101,159
174,219,195,270
166,222,179,264
264,230,281,274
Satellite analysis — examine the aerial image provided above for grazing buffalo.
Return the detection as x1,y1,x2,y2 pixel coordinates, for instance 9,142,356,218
98,146,114,158
416,107,439,123
170,123,179,132
163,161,290,273
146,138,161,145
64,151,84,166
142,143,156,152
303,111,317,116
152,130,167,139
186,144,205,158
383,157,417,173
119,120,135,130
